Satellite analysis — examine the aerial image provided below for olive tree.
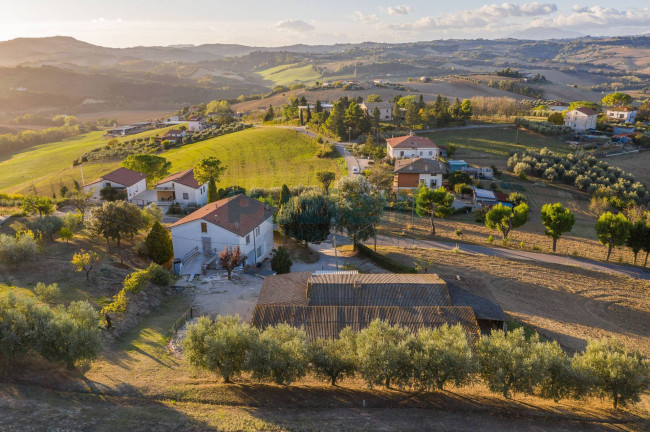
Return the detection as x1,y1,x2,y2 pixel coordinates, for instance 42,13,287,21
308,327,357,386
540,203,576,252
412,324,475,391
246,324,309,385
574,339,650,409
356,319,414,389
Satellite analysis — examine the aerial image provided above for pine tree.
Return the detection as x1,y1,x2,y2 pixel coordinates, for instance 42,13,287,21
145,221,174,265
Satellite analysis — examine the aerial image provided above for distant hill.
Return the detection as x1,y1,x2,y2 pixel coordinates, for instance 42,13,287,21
507,27,586,40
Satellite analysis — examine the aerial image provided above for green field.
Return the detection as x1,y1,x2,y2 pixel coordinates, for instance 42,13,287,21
0,127,344,194
257,63,321,86
0,126,182,194
423,126,569,157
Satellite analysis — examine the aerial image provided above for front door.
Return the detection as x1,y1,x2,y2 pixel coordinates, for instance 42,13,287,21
202,237,212,256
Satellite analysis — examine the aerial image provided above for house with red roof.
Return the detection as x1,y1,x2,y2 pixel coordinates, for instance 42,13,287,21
170,194,277,267
159,129,186,144
153,169,207,208
386,133,441,159
606,106,638,124
83,167,147,202
565,107,598,132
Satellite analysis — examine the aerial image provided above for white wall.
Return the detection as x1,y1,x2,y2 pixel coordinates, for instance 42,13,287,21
83,178,144,201
387,146,439,159
126,178,147,201
158,181,208,207
171,216,274,266
565,112,597,131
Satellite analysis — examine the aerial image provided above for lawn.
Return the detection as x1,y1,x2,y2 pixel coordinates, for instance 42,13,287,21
0,125,183,195
257,63,321,86
0,127,344,195
422,126,569,158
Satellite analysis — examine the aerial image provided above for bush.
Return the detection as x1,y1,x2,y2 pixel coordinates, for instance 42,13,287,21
26,215,63,241
271,246,292,274
0,230,39,267
148,263,171,286
144,221,173,265
34,282,60,302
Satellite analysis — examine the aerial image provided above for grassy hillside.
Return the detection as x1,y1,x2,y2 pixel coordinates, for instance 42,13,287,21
257,63,321,86
0,127,344,194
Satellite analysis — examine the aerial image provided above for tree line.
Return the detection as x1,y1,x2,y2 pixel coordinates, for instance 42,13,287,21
184,316,649,409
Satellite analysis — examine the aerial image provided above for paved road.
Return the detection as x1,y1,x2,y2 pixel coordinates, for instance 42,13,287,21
368,233,650,280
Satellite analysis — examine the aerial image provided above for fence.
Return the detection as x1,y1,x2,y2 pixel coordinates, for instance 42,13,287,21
171,307,194,334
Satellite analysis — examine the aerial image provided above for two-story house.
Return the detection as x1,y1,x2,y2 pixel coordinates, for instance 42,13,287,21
170,194,276,266
564,107,598,132
606,107,638,124
154,169,208,208
360,102,393,121
386,134,441,159
393,158,447,192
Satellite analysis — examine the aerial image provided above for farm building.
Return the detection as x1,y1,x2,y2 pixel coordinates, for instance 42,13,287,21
393,158,446,192
170,194,276,268
471,187,497,207
83,167,147,202
252,272,507,338
386,133,442,159
463,166,494,180
448,160,468,172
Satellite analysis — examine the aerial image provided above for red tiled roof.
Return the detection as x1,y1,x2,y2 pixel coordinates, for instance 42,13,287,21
156,169,202,189
573,107,598,116
494,192,509,202
608,106,637,112
162,129,184,137
98,167,146,187
170,194,277,236
188,116,204,121
386,134,438,149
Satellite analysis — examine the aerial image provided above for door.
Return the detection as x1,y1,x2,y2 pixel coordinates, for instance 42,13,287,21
202,237,212,256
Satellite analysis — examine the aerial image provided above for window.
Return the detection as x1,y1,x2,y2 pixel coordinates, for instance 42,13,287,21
419,151,423,156
430,179,437,187
246,235,250,245
201,222,207,233
182,192,189,200
400,151,404,157
429,151,433,156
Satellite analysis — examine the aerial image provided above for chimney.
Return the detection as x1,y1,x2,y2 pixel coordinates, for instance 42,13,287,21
214,215,218,224
234,221,239,230
409,165,413,171
425,165,429,172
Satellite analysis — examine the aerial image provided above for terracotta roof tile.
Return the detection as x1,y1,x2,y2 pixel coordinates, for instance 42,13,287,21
98,167,147,187
387,134,438,149
156,169,202,189
573,107,598,116
170,194,276,236
394,158,447,174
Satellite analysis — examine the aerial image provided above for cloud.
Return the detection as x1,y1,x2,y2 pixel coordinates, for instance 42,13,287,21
476,2,557,18
532,6,650,28
90,17,124,25
387,5,412,16
351,11,380,25
270,19,314,32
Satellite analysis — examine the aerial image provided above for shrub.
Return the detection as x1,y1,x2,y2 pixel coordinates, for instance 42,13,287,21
271,246,292,274
357,244,416,273
455,228,463,237
59,227,73,242
0,230,39,267
148,263,171,286
487,235,494,244
34,282,60,302
144,221,173,265
26,215,63,241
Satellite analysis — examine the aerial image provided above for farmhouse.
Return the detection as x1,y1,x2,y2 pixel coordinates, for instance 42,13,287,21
386,133,441,159
83,167,147,201
565,107,598,132
159,129,186,143
170,194,276,267
187,116,206,131
360,101,393,121
393,158,446,192
132,169,208,211
253,272,507,338
606,107,638,124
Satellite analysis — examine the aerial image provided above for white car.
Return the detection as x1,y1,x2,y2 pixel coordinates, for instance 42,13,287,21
352,166,359,174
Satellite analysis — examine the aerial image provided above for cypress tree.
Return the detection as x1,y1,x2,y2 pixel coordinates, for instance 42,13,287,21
280,184,291,205
315,100,322,113
306,106,312,123
145,221,174,265
208,178,218,203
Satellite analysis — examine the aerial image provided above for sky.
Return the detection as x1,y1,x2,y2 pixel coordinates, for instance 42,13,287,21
0,1,649,47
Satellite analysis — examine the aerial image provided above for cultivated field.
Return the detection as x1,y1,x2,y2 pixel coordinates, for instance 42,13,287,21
257,63,321,86
0,127,345,195
606,151,650,187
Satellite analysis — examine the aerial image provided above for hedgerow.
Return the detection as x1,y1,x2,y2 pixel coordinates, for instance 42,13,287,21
100,264,170,317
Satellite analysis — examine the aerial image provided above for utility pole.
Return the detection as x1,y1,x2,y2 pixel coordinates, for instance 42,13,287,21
333,235,338,270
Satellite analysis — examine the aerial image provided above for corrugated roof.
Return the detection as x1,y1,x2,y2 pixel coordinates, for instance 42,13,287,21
447,282,507,321
170,194,276,236
156,168,202,189
98,167,147,187
251,305,481,340
257,272,311,306
387,134,439,149
394,158,447,175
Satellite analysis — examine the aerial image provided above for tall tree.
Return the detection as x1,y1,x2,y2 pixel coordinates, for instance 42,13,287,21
122,154,171,186
194,156,226,185
334,176,384,249
595,212,631,261
263,105,275,122
392,103,402,126
86,201,144,259
305,105,312,123
540,203,576,252
280,184,291,205
207,178,218,203
277,194,331,245
144,220,173,265
485,203,529,239
626,219,649,265
415,186,454,236
314,100,322,113
325,101,346,140
68,190,93,221
21,195,54,217
450,98,463,120
405,103,421,128
316,171,336,195
461,99,473,120
601,92,633,107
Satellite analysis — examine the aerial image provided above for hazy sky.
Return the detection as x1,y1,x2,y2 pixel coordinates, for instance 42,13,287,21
1,1,649,47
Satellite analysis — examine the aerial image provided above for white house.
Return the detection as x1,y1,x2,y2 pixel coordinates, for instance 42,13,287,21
187,116,206,131
393,158,446,192
159,129,186,144
153,169,208,208
170,194,277,267
83,167,147,201
606,107,638,124
360,102,393,121
386,133,441,159
564,107,598,132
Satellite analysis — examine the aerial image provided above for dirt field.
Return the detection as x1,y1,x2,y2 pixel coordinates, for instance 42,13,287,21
381,246,650,355
75,109,174,125
607,151,650,188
